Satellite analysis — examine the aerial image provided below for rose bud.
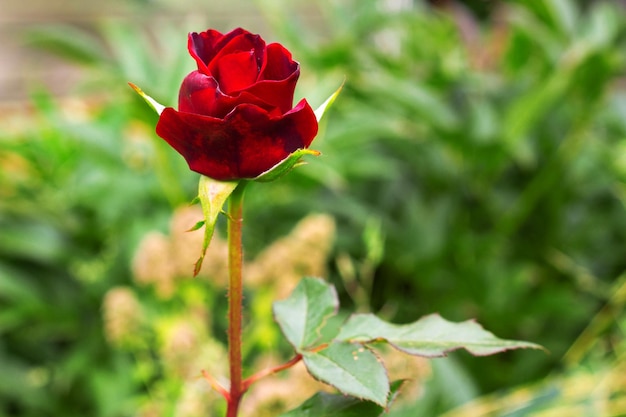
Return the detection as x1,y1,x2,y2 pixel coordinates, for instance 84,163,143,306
155,28,319,181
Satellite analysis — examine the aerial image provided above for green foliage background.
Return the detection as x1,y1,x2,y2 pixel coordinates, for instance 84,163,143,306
1,0,625,416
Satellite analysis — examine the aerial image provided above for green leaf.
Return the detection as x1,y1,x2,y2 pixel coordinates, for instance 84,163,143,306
336,313,543,357
301,342,389,407
24,25,108,65
186,220,205,232
502,70,570,165
279,380,405,417
545,0,578,36
128,82,166,115
273,277,338,349
253,148,321,182
314,82,344,123
194,176,240,276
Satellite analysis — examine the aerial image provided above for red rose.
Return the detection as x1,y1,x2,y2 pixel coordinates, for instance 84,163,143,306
155,28,318,181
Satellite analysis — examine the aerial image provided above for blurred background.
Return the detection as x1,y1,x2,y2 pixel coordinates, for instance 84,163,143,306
1,0,626,416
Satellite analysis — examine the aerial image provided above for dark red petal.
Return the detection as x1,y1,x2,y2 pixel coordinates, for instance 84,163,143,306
215,50,258,93
208,32,265,79
284,99,319,149
188,29,226,73
213,28,250,51
188,28,253,74
178,71,279,118
260,43,299,81
244,70,299,114
155,102,318,181
187,30,298,112
235,100,318,178
178,71,219,114
156,108,238,180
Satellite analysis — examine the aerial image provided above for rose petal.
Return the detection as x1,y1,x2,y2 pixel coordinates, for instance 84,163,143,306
207,32,264,78
188,28,250,73
244,70,299,114
178,71,279,118
260,43,298,81
186,30,300,114
215,50,258,93
235,100,318,177
178,71,219,114
155,101,318,181
188,29,226,73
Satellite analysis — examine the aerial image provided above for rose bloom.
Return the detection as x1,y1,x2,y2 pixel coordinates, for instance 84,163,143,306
156,28,318,181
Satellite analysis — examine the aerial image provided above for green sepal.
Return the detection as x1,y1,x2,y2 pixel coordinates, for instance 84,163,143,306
252,82,342,182
253,148,321,182
194,176,240,276
314,82,344,123
128,82,166,115
187,220,205,232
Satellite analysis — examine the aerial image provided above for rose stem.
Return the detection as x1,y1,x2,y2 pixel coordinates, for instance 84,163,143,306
226,182,246,417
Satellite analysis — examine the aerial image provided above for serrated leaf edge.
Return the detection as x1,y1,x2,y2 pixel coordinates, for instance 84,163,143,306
273,277,339,350
301,342,390,407
336,313,544,358
277,379,406,417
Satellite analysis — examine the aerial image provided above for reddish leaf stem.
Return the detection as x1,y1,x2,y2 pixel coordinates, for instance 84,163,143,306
242,354,303,391
201,369,230,401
